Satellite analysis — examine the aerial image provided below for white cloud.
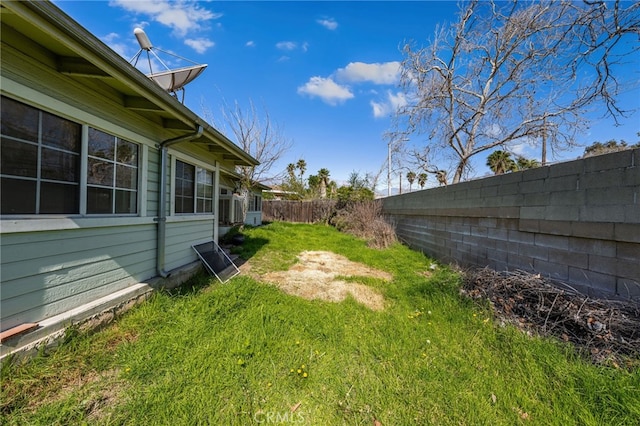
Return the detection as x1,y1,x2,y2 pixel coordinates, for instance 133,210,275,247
317,18,338,30
103,32,121,43
335,61,401,85
388,91,407,110
509,136,538,155
485,123,503,138
297,77,354,106
276,41,297,51
511,142,527,155
110,0,221,36
370,101,386,118
184,38,214,53
371,91,407,118
298,62,400,108
245,40,255,47
101,32,130,58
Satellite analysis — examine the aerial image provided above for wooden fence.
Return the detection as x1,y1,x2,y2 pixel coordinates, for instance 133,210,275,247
262,200,337,224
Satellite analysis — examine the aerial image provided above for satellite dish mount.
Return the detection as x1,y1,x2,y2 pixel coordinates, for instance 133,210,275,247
129,28,207,103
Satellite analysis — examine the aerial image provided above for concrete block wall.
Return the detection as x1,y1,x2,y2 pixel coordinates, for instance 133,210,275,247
382,149,640,299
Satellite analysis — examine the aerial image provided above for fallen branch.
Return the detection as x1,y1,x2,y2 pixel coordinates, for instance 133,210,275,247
461,268,640,366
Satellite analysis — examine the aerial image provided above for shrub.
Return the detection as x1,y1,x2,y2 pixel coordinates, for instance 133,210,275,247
220,225,244,245
330,200,396,249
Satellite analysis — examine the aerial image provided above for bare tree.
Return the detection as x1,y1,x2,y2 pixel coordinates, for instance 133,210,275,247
392,0,640,184
407,145,450,186
203,98,292,186
202,99,293,218
202,98,293,220
367,161,388,195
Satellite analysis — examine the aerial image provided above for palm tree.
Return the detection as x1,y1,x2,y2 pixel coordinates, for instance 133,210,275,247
516,156,540,170
487,150,517,175
318,168,330,199
286,163,296,180
296,159,307,184
406,171,416,192
417,173,428,189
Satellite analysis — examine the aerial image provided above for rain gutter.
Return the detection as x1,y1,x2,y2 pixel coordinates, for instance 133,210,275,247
156,125,204,278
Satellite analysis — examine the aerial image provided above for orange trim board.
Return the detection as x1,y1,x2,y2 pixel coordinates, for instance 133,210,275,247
0,323,39,343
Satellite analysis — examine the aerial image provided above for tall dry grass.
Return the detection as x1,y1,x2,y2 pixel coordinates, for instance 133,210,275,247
330,200,396,248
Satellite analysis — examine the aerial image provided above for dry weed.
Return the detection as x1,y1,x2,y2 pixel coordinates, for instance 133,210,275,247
331,200,396,249
462,267,640,366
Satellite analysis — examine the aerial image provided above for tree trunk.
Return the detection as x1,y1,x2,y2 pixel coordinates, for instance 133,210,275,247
453,160,466,184
240,188,249,225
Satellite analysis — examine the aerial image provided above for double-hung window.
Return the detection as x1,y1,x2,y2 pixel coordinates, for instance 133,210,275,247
248,194,262,212
196,167,214,213
175,159,213,214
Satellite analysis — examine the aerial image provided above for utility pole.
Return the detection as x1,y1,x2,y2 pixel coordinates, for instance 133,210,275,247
541,116,547,166
387,141,391,197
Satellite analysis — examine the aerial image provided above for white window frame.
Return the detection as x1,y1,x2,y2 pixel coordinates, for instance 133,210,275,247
248,194,262,212
172,157,215,215
86,126,140,215
218,185,233,225
0,95,142,218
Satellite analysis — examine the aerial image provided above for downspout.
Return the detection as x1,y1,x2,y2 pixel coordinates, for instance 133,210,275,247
156,125,204,278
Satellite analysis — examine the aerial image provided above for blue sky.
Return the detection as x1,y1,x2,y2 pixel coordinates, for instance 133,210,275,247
55,1,639,189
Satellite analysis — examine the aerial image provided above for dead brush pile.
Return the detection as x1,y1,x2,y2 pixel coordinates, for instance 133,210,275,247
330,200,396,249
461,267,640,367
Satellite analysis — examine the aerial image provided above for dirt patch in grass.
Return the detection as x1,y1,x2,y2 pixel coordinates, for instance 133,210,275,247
2,366,125,421
261,251,392,311
81,370,125,422
56,369,124,421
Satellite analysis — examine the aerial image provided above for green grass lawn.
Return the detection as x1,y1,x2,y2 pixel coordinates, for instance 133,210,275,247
2,222,639,425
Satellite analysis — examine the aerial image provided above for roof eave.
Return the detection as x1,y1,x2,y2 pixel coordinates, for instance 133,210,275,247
4,0,259,167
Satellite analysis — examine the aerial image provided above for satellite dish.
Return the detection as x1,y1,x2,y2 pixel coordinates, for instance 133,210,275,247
146,65,207,93
129,28,207,103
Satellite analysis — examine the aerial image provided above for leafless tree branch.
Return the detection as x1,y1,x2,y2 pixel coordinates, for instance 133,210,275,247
391,0,639,183
202,98,293,188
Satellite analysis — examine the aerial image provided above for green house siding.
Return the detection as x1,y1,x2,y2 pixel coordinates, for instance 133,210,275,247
0,1,259,345
164,218,215,272
146,146,161,216
0,223,157,330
